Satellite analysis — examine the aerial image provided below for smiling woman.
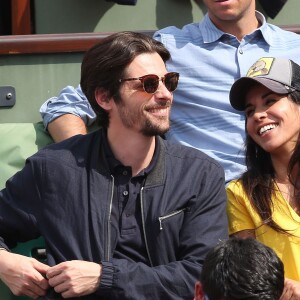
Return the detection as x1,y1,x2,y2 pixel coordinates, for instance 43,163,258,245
226,57,300,298
245,86,299,154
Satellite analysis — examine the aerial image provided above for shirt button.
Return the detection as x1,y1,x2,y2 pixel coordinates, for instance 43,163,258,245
123,191,129,196
122,170,128,176
239,48,243,54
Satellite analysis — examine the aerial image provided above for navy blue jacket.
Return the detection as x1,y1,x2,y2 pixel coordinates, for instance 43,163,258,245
0,129,228,299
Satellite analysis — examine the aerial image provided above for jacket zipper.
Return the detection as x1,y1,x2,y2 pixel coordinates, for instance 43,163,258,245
158,208,186,230
106,175,114,261
140,187,154,267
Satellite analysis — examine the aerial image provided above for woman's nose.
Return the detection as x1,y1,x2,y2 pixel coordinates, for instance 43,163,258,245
253,109,267,121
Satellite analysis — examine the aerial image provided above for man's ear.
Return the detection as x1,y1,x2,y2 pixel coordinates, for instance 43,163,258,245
95,87,112,110
194,281,205,300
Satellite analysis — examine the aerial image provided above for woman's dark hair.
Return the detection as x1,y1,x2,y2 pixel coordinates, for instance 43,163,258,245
80,31,171,128
241,90,300,234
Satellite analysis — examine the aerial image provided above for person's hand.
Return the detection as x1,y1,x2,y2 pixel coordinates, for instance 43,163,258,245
46,260,101,298
0,251,50,299
280,278,300,300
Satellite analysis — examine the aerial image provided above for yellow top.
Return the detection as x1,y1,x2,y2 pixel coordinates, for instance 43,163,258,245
227,180,300,281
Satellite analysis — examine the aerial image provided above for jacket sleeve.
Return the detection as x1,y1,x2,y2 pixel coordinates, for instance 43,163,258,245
97,161,228,299
0,157,42,250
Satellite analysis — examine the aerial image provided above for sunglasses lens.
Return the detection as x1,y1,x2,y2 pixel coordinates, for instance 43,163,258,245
143,75,159,93
164,73,179,92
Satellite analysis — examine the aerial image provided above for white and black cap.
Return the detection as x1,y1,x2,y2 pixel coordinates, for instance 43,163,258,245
230,57,300,111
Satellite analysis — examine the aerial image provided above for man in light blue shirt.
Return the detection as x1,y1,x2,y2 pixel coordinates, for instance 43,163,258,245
40,0,300,183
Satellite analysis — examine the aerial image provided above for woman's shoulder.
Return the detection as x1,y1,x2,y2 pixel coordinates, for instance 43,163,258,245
226,179,243,192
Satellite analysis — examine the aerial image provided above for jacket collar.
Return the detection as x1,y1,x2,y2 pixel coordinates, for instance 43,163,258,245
144,136,165,187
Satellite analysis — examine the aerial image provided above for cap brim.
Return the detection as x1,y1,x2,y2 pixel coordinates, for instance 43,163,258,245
229,77,289,111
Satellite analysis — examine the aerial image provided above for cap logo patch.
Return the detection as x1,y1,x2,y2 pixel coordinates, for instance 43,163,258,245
246,57,275,78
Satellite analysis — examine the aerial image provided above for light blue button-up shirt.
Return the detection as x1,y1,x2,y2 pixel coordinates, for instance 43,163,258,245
40,12,300,182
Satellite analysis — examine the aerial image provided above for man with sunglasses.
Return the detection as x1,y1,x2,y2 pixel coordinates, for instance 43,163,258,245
0,32,228,299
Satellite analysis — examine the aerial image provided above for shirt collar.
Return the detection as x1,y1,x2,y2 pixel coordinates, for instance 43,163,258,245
200,13,225,43
200,11,271,45
255,10,273,46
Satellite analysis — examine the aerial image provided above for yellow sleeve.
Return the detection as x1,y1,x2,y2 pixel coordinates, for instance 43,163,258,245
226,180,256,235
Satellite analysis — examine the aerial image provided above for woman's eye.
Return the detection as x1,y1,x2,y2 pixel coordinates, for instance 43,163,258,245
245,109,254,118
266,98,277,106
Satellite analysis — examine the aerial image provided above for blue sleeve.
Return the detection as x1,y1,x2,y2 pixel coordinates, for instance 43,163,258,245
39,85,97,128
153,30,161,42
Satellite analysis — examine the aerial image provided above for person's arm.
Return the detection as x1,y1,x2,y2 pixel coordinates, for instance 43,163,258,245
0,250,49,298
0,160,50,298
280,278,300,300
231,229,255,238
39,85,96,142
47,114,87,142
46,260,101,298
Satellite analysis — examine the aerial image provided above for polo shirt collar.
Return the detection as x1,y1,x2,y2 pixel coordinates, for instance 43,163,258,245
101,129,160,177
200,11,271,45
